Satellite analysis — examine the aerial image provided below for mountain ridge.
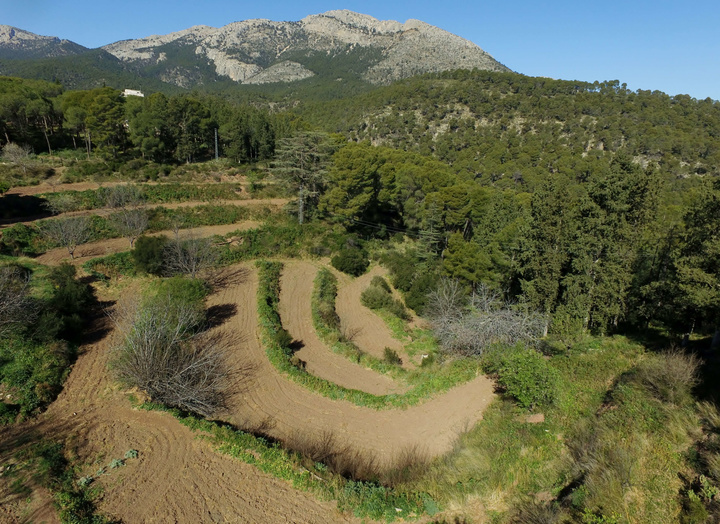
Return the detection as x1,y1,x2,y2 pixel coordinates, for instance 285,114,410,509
0,11,509,90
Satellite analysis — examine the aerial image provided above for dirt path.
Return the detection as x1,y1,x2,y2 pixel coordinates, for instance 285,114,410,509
34,221,261,266
212,264,495,465
279,260,407,396
334,265,414,368
0,294,356,524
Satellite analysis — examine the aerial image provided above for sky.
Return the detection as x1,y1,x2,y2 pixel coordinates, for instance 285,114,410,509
1,0,719,100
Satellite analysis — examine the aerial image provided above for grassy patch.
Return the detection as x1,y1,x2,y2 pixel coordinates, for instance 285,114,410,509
3,440,114,523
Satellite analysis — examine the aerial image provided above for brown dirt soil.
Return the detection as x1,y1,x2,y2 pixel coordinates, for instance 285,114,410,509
34,222,261,266
279,260,407,395
334,265,412,368
211,264,495,466
0,293,357,524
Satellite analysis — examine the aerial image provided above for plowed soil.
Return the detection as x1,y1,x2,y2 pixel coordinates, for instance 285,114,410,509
279,260,407,395
1,257,495,523
334,265,412,367
212,264,495,465
0,293,357,524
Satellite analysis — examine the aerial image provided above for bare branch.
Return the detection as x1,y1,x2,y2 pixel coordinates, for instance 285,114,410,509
39,216,92,259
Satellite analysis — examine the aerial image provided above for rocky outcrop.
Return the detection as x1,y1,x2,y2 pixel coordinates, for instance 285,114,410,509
100,10,509,86
0,25,87,59
244,61,315,84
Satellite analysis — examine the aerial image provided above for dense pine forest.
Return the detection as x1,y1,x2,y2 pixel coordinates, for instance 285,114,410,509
1,69,720,523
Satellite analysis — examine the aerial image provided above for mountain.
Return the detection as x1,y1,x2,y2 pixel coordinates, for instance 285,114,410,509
0,25,88,59
0,11,509,92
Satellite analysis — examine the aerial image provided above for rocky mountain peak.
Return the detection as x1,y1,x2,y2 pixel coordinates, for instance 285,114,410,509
98,10,509,87
0,25,88,59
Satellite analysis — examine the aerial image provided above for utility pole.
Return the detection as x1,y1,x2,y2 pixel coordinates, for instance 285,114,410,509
214,128,219,160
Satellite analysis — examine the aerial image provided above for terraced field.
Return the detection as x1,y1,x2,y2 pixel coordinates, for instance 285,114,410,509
0,179,496,523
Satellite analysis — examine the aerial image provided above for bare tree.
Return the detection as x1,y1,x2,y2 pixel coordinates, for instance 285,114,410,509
105,185,148,247
427,280,546,356
109,292,230,417
1,142,33,175
0,266,36,335
39,216,92,259
164,233,218,279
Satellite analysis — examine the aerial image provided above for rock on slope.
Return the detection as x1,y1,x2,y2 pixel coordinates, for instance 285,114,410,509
0,25,88,59
100,9,509,86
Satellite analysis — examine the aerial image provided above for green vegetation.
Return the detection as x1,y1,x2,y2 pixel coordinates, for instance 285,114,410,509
0,262,93,419
361,275,410,320
2,60,720,523
259,261,483,409
2,440,113,523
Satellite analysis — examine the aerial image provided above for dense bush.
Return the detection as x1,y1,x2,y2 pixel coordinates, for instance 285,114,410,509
131,235,168,275
40,263,94,342
360,276,409,320
0,223,42,256
381,250,439,313
331,246,369,276
483,347,559,409
314,268,341,330
0,339,73,417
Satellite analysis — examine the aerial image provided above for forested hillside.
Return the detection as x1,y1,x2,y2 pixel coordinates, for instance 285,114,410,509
1,69,720,523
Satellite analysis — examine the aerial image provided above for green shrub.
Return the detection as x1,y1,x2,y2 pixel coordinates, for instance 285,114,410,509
484,347,559,409
132,235,168,275
383,347,402,366
313,268,340,330
0,223,42,256
331,247,369,276
0,401,20,425
360,276,409,320
43,263,93,342
83,251,136,279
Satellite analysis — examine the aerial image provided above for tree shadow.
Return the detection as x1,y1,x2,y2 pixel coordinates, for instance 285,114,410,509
207,267,250,291
206,303,238,328
288,339,305,352
0,194,50,221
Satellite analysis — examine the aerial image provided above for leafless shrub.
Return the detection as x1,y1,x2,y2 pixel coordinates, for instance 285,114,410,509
164,233,219,279
105,185,148,247
0,265,36,334
341,325,362,343
104,184,144,209
427,280,545,356
286,430,380,481
43,193,80,215
108,208,149,247
39,216,92,259
1,142,33,174
109,293,230,417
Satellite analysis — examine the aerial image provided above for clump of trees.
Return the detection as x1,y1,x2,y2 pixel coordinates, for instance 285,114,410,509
109,277,229,417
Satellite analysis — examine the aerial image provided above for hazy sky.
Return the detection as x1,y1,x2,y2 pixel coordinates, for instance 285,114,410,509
2,0,719,100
